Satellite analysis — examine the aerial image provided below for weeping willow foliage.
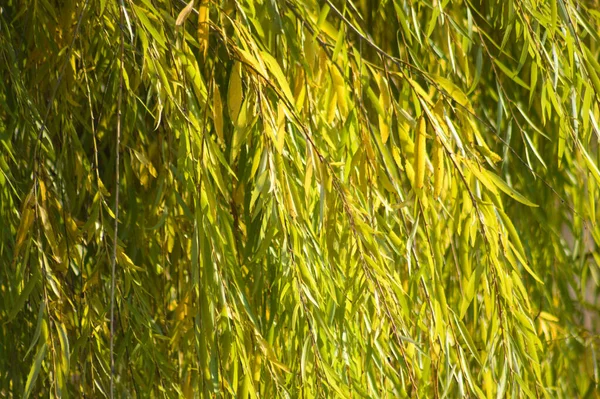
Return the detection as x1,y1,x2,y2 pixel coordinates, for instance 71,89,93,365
1,0,600,397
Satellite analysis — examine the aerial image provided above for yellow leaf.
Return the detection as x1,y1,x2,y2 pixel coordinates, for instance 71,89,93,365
330,64,347,115
379,117,390,144
414,117,427,189
539,311,559,322
276,103,286,153
392,146,403,169
433,136,444,198
475,144,502,163
197,0,209,57
327,90,337,123
378,76,391,109
117,247,144,272
406,76,433,105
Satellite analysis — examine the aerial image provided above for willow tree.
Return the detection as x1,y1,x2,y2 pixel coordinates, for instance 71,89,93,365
1,0,599,397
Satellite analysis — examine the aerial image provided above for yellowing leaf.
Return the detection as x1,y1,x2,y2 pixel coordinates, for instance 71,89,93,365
378,76,391,143
508,240,544,284
15,203,34,258
56,323,70,377
467,161,537,207
453,312,481,365
482,169,538,207
213,81,224,143
432,75,472,111
494,59,530,89
261,51,294,106
175,0,194,26
228,62,243,123
578,139,600,184
238,49,268,79
133,4,167,49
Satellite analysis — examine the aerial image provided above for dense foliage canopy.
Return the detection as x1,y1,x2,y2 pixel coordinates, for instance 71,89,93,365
1,0,599,397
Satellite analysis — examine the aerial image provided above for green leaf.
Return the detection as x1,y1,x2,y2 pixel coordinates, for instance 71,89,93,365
494,59,530,89
6,271,39,322
453,312,481,364
23,343,47,399
132,4,167,49
578,140,600,184
469,162,538,207
24,301,45,359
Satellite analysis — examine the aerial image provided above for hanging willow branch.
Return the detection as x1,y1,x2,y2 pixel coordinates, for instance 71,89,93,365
1,0,599,398
110,1,125,397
